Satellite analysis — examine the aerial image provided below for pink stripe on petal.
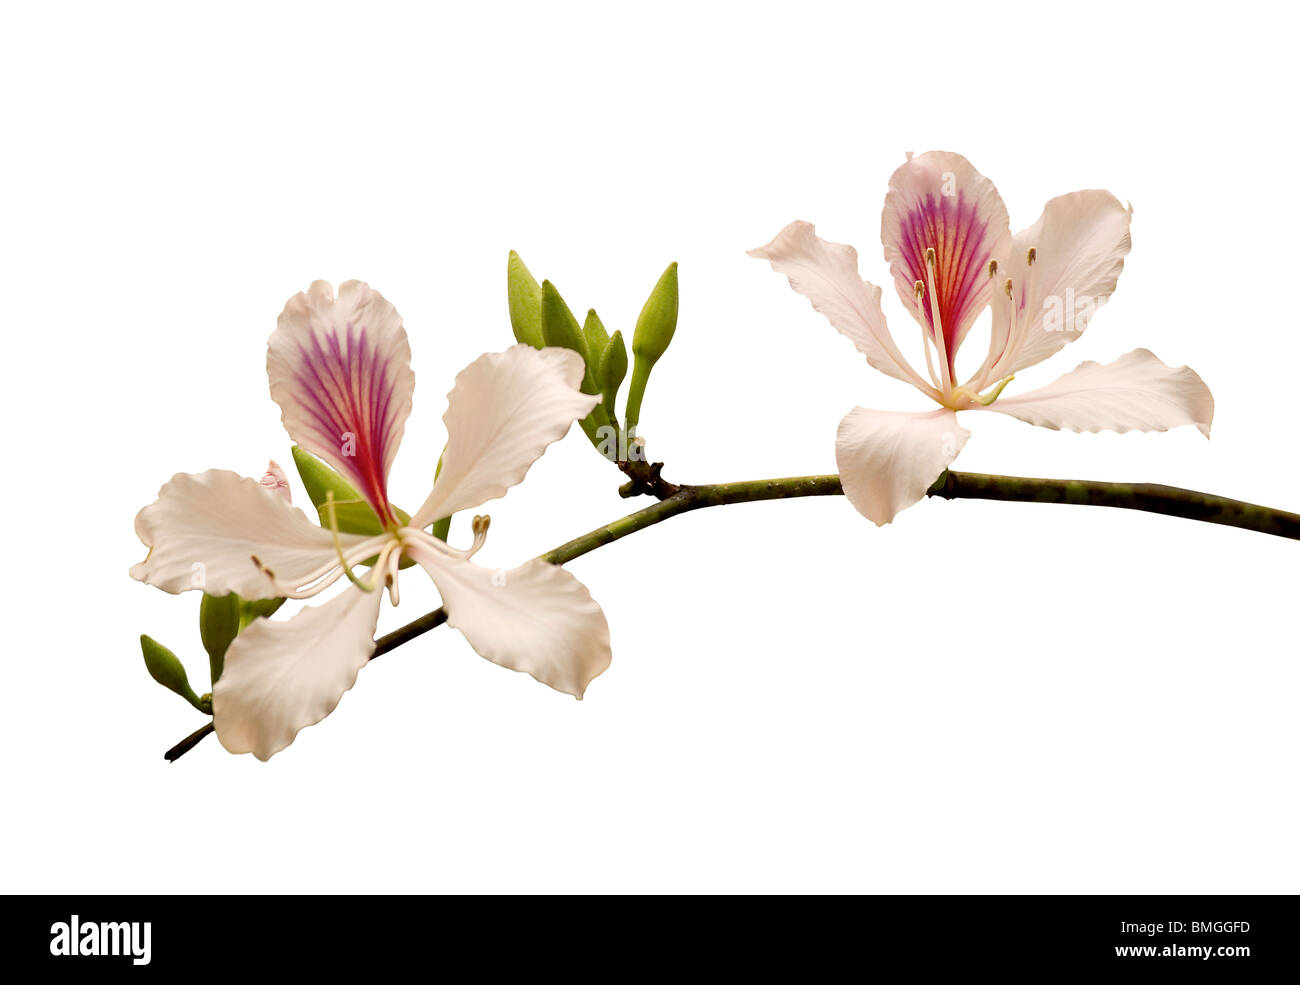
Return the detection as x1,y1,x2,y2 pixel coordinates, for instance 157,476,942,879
882,152,1011,368
268,281,414,524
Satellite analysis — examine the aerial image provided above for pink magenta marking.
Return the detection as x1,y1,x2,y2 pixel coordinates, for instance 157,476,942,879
294,321,397,524
897,191,993,369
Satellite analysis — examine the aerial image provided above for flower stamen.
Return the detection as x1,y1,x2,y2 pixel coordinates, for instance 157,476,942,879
468,515,491,560
384,544,402,606
396,518,491,563
923,246,953,392
975,374,1015,405
914,279,942,388
326,490,378,594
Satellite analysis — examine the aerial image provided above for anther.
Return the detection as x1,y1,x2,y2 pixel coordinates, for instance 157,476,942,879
1004,278,1014,299
987,259,998,278
1026,246,1036,266
250,554,276,580
925,246,937,267
913,279,925,301
467,514,492,558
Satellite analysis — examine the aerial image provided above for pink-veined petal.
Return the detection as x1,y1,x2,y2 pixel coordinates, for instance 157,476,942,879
407,545,612,698
268,280,414,525
980,348,1214,436
212,584,383,761
836,407,970,526
260,460,292,502
982,191,1133,384
130,469,372,598
410,346,599,529
747,221,936,397
882,151,1011,367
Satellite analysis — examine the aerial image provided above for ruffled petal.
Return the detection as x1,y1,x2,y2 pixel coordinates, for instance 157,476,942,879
981,348,1213,436
407,545,612,698
410,346,600,528
130,469,373,598
259,460,292,502
882,151,1011,366
982,190,1133,383
267,280,414,525
212,585,383,761
835,407,970,525
747,221,936,397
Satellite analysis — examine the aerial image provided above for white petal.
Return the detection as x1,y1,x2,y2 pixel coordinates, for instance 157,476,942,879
267,280,414,524
212,585,383,761
748,221,937,398
130,469,373,598
983,191,1133,382
982,348,1214,436
408,545,612,698
881,151,1011,361
410,346,600,528
836,407,970,525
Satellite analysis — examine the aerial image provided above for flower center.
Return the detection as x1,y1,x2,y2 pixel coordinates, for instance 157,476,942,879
912,246,955,392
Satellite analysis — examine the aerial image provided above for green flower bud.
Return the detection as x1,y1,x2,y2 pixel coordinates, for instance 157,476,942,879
626,262,678,432
540,280,589,358
597,330,628,421
507,251,545,348
140,635,207,713
430,449,451,542
290,446,410,537
632,262,678,365
199,592,240,685
239,597,286,630
541,282,612,446
583,308,610,360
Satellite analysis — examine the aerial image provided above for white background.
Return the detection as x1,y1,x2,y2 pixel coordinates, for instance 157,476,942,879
2,0,1297,893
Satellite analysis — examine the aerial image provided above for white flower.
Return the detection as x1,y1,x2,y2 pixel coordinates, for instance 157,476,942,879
751,151,1214,525
132,280,611,760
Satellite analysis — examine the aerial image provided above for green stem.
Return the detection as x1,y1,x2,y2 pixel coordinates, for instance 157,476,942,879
372,468,1300,658
164,469,1300,760
623,360,652,435
372,476,842,662
929,470,1300,538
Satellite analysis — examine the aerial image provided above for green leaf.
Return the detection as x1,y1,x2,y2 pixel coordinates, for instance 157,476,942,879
290,446,410,535
140,635,207,714
597,330,628,421
507,251,545,348
626,262,678,431
199,593,240,685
